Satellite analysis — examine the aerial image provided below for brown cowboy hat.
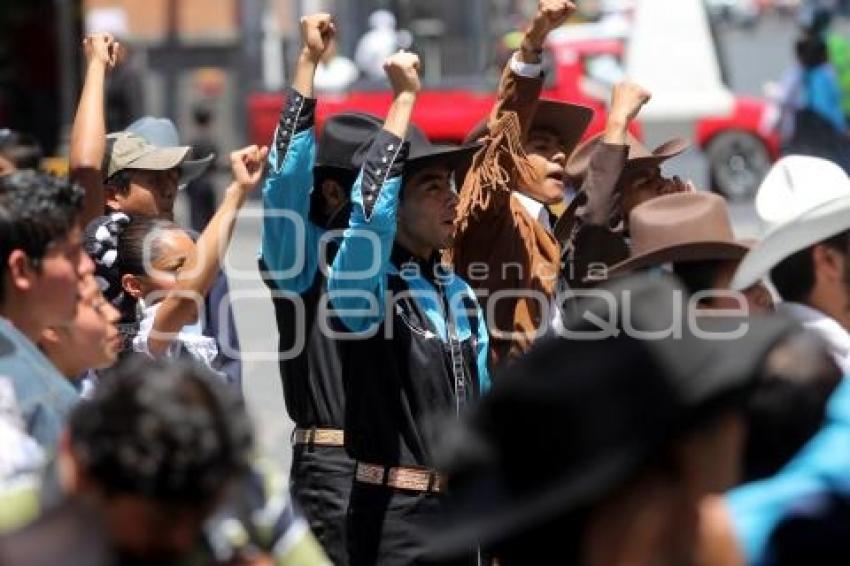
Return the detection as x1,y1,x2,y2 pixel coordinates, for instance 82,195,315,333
566,132,689,183
464,99,594,157
607,191,750,276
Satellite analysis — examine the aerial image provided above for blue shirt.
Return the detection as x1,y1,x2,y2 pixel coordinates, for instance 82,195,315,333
0,318,78,452
728,377,850,564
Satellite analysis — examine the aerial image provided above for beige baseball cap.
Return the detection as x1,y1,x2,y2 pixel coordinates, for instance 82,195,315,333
104,132,191,179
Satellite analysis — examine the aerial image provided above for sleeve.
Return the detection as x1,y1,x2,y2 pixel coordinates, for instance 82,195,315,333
727,378,850,564
327,130,408,333
259,87,320,294
487,53,545,141
558,142,630,288
475,300,491,394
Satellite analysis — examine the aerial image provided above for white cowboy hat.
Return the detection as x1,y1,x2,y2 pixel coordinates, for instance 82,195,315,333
731,156,850,291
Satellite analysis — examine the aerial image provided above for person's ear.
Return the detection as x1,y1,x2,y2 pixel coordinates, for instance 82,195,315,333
813,244,844,283
6,250,36,293
39,326,62,348
104,184,123,211
121,273,145,300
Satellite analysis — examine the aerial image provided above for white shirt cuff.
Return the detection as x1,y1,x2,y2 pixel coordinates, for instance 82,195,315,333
509,52,543,78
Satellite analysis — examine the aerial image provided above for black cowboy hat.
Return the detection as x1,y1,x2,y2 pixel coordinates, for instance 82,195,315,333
429,274,798,558
317,112,480,181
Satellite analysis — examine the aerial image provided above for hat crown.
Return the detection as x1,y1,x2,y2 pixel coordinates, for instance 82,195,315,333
756,156,850,229
628,192,736,256
108,132,154,162
317,112,384,171
127,116,181,148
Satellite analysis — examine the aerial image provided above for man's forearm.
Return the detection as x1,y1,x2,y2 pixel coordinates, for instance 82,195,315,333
292,50,320,99
70,60,107,226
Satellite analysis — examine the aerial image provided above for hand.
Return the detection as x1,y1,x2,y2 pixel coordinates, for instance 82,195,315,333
230,145,269,193
384,51,421,97
525,0,576,48
300,13,335,62
609,81,652,125
82,33,123,69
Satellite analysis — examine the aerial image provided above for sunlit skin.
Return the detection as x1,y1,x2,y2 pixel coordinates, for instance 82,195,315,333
396,165,459,259
121,228,196,303
32,225,95,327
106,167,180,220
41,275,121,377
620,165,689,220
520,128,568,205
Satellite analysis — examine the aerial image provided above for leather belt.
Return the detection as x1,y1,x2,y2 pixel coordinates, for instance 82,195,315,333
355,462,446,493
293,428,345,447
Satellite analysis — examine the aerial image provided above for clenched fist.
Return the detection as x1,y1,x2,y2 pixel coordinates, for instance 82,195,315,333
384,51,421,97
230,145,269,193
83,33,123,70
300,13,336,63
609,81,652,125
526,0,577,48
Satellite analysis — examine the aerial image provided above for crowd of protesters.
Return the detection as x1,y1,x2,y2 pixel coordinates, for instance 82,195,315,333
4,0,850,564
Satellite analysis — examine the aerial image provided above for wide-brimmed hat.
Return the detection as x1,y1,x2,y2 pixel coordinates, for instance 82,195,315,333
104,132,191,181
607,191,749,276
566,132,689,183
315,112,384,173
731,156,850,291
429,275,797,557
464,99,594,157
126,116,215,186
405,123,481,181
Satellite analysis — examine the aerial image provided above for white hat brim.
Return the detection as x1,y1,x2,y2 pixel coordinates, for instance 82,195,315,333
731,194,850,291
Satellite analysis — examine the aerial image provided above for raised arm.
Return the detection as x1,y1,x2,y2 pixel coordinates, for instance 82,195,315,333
260,13,334,292
70,33,121,227
327,51,420,333
149,145,268,356
487,0,576,137
562,81,650,287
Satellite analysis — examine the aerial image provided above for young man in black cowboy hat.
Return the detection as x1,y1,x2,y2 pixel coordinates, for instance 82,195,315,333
257,13,384,565
327,51,488,564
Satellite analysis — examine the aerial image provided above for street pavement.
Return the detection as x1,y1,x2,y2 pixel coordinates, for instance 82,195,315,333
216,12,800,471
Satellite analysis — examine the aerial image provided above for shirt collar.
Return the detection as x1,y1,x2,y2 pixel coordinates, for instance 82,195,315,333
390,243,445,284
513,192,551,231
778,302,850,371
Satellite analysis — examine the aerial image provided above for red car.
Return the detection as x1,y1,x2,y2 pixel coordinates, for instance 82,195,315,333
248,35,778,199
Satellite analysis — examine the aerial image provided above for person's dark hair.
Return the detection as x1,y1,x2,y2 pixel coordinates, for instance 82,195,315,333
743,331,842,483
116,215,182,277
104,170,131,195
490,507,587,565
0,129,43,170
309,166,357,228
796,33,829,69
770,230,850,303
0,171,84,302
67,357,254,504
673,260,723,297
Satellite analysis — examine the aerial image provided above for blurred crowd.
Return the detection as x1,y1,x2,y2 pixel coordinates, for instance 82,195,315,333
4,1,850,565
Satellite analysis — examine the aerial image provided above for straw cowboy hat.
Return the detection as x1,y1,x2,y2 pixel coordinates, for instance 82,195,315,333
606,191,749,277
566,132,689,183
731,156,850,291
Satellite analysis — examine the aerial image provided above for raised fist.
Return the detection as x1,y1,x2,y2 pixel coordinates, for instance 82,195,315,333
230,145,269,193
609,81,652,125
383,51,421,96
526,0,577,47
300,13,336,62
82,33,123,69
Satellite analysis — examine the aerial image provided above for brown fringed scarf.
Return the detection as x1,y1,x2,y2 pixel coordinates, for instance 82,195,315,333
454,111,543,236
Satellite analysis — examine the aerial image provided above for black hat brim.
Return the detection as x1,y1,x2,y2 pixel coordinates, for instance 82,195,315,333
405,143,482,183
